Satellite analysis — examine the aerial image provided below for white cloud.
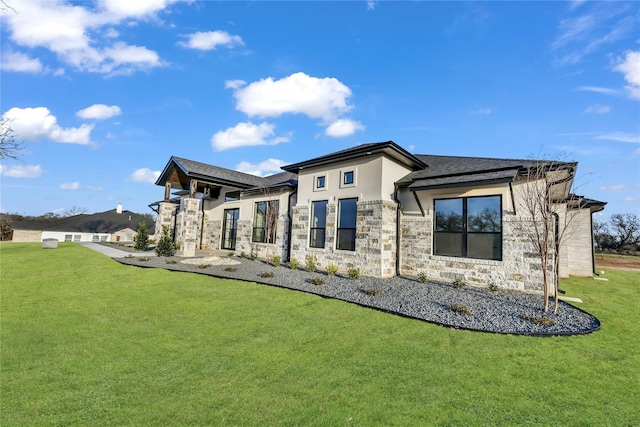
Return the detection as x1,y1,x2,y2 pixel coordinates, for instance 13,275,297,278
235,158,288,177
325,118,365,137
367,1,376,11
595,132,640,144
76,104,122,120
179,30,244,50
584,104,610,114
2,0,180,75
225,79,246,89
598,184,640,193
576,86,620,96
2,107,93,144
211,121,290,151
551,3,636,66
0,164,43,178
129,168,161,183
0,51,43,73
471,108,493,116
60,181,80,190
614,50,640,100
230,72,353,122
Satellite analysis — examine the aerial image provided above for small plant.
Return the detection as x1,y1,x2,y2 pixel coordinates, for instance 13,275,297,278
258,272,274,278
224,267,237,272
125,254,134,259
271,255,281,267
249,249,257,261
522,313,556,327
364,289,380,296
134,221,149,251
306,256,316,273
240,251,246,258
452,278,466,289
417,272,428,283
289,258,300,270
198,263,211,269
155,225,176,257
488,281,499,292
310,277,325,286
138,257,149,262
227,252,235,257
325,262,338,276
449,302,472,316
347,267,360,280
165,259,177,264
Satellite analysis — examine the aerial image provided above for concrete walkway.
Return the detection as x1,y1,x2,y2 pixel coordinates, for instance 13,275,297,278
79,242,156,258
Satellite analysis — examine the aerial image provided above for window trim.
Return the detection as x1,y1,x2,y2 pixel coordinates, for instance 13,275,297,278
314,175,326,191
433,195,502,261
341,170,355,187
225,190,241,202
336,197,358,251
309,200,328,249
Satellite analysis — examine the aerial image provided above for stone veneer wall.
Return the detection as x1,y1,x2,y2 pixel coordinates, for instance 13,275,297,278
399,213,552,293
176,198,201,257
290,200,397,278
233,216,289,260
202,210,222,251
156,202,178,240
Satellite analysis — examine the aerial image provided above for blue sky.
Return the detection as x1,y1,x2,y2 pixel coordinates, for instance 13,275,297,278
1,0,638,219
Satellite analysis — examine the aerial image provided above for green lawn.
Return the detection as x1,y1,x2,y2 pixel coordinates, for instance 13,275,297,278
2,243,638,426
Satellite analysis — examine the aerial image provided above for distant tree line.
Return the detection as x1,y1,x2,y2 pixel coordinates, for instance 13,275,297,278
594,213,640,254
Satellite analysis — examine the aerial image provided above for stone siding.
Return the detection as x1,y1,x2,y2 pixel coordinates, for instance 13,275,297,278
155,202,178,240
399,213,552,293
176,198,201,257
290,200,397,277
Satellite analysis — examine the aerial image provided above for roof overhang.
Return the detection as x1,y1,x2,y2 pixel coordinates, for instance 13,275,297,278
282,141,427,173
408,168,519,191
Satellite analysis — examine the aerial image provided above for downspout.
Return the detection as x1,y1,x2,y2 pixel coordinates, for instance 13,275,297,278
590,210,599,276
286,188,297,263
508,182,517,214
393,183,402,277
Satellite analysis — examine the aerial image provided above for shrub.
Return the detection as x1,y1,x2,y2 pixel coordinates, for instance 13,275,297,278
417,272,428,283
522,313,556,327
289,258,300,270
488,281,499,292
347,267,360,280
138,257,149,262
224,267,237,272
165,259,177,264
364,289,380,296
134,221,149,251
240,251,246,258
271,255,281,267
155,225,176,257
228,252,235,257
249,249,257,261
452,278,466,289
306,256,316,273
258,272,274,279
310,277,325,286
449,302,472,316
326,262,338,276
198,263,211,269
125,254,134,259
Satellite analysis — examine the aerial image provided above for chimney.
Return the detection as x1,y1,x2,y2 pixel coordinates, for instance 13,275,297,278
116,203,123,214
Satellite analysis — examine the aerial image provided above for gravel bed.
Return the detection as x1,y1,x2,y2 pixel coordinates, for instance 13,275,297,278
116,255,600,336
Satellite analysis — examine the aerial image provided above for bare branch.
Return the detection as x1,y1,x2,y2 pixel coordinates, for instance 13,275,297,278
0,119,25,160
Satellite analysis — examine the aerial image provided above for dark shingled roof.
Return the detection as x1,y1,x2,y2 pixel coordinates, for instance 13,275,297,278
281,141,426,173
13,209,155,234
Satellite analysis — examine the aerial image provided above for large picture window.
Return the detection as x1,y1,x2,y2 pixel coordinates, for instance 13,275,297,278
252,200,279,243
337,198,358,251
434,195,502,260
310,200,327,248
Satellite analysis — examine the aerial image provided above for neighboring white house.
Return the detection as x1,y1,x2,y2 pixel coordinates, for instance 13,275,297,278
152,141,605,294
11,205,155,244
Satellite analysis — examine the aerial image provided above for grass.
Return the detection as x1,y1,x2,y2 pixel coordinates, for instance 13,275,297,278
1,242,639,426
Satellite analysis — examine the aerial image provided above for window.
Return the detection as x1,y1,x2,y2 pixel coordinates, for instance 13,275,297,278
222,208,240,250
252,200,279,243
93,235,100,242
73,235,81,242
316,176,325,189
343,171,354,185
337,198,358,251
225,191,240,202
310,200,328,248
65,234,72,242
434,195,502,260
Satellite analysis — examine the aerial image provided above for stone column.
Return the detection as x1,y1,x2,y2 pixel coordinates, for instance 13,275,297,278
179,198,200,257
156,202,178,240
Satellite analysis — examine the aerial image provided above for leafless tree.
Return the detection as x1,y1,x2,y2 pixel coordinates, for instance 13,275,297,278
610,213,640,250
1,0,17,14
0,119,24,160
63,206,88,217
514,158,583,313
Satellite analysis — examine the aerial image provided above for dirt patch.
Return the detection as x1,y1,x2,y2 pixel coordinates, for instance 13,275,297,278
595,254,640,272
